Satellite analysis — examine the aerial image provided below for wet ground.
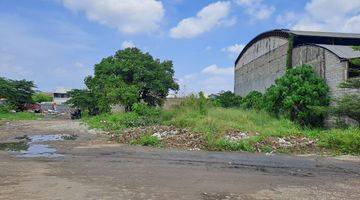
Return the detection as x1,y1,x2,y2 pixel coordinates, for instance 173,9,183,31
0,120,359,200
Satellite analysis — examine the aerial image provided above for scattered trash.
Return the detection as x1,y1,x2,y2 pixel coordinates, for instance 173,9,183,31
115,125,205,150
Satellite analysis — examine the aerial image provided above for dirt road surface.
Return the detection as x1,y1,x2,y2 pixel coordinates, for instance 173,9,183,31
0,120,359,200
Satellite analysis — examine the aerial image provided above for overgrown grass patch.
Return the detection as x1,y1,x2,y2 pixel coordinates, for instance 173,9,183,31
0,112,40,121
130,134,163,148
83,103,360,155
315,128,360,155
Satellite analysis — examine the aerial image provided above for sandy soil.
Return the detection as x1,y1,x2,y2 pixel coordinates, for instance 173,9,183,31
0,120,359,200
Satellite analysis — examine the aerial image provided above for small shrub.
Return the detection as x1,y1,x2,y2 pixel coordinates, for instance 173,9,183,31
0,103,14,113
32,93,53,103
332,94,360,124
212,91,242,108
241,91,263,110
339,78,360,89
130,134,163,148
198,91,207,115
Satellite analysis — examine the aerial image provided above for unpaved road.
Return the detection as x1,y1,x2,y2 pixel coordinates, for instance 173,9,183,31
0,120,359,200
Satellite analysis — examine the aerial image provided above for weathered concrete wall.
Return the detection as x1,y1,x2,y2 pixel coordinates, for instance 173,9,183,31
235,37,288,96
292,45,360,99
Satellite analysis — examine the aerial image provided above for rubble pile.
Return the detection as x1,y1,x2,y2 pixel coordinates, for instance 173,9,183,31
254,136,317,153
115,125,205,150
224,130,260,141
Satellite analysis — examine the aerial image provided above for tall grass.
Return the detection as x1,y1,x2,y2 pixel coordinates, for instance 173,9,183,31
83,98,360,155
0,112,40,121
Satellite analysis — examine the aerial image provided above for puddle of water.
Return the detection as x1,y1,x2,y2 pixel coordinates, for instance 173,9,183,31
3,134,77,158
17,144,63,158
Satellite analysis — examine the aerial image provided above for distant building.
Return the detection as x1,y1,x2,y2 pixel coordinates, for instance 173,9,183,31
53,88,71,104
235,29,360,98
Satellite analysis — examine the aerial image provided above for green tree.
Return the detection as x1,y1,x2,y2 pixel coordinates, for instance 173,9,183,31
66,89,100,116
32,93,53,103
213,91,242,108
263,65,330,126
86,48,179,112
0,77,35,111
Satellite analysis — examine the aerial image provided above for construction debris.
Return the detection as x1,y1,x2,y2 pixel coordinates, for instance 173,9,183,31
114,125,205,150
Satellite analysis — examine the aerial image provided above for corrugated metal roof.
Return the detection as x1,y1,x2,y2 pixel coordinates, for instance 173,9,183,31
315,44,360,59
235,29,360,65
289,30,360,39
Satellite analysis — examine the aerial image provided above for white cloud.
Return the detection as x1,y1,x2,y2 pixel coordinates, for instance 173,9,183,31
235,0,275,21
291,0,360,33
170,1,233,39
61,0,164,34
222,43,245,55
276,11,297,26
121,40,136,49
202,64,233,75
178,64,234,95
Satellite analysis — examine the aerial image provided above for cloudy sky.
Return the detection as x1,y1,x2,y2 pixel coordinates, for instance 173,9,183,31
1,0,360,94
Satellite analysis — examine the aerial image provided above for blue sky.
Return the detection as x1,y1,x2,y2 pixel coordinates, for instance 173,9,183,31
1,0,359,94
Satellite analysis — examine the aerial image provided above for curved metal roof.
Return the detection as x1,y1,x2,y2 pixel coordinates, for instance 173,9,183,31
235,29,360,65
314,44,360,59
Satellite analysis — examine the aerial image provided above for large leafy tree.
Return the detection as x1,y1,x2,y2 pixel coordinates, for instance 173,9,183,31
71,48,179,113
0,77,35,111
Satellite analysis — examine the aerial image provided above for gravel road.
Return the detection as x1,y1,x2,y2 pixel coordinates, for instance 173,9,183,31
0,120,359,200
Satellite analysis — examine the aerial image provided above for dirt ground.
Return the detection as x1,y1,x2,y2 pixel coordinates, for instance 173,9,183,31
0,120,359,200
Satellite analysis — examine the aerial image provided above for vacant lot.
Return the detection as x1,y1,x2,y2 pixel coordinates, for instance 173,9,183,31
0,119,359,199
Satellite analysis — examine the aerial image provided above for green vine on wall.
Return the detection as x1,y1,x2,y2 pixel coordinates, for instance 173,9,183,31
286,34,294,69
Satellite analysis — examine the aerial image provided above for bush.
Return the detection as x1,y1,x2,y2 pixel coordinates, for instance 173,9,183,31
32,93,53,103
130,134,163,148
339,78,360,89
263,65,330,126
241,91,263,110
0,103,15,113
212,91,242,108
198,91,207,115
333,94,360,124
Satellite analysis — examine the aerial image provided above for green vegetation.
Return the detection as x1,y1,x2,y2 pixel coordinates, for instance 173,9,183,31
67,89,100,115
83,103,161,132
0,112,39,121
68,48,178,114
336,76,360,126
350,58,360,66
286,34,294,69
130,134,163,148
339,78,360,89
263,65,330,126
317,128,360,154
76,48,358,155
241,91,263,110
83,98,359,154
32,93,53,103
0,77,35,111
352,46,360,51
332,94,360,124
212,91,242,108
